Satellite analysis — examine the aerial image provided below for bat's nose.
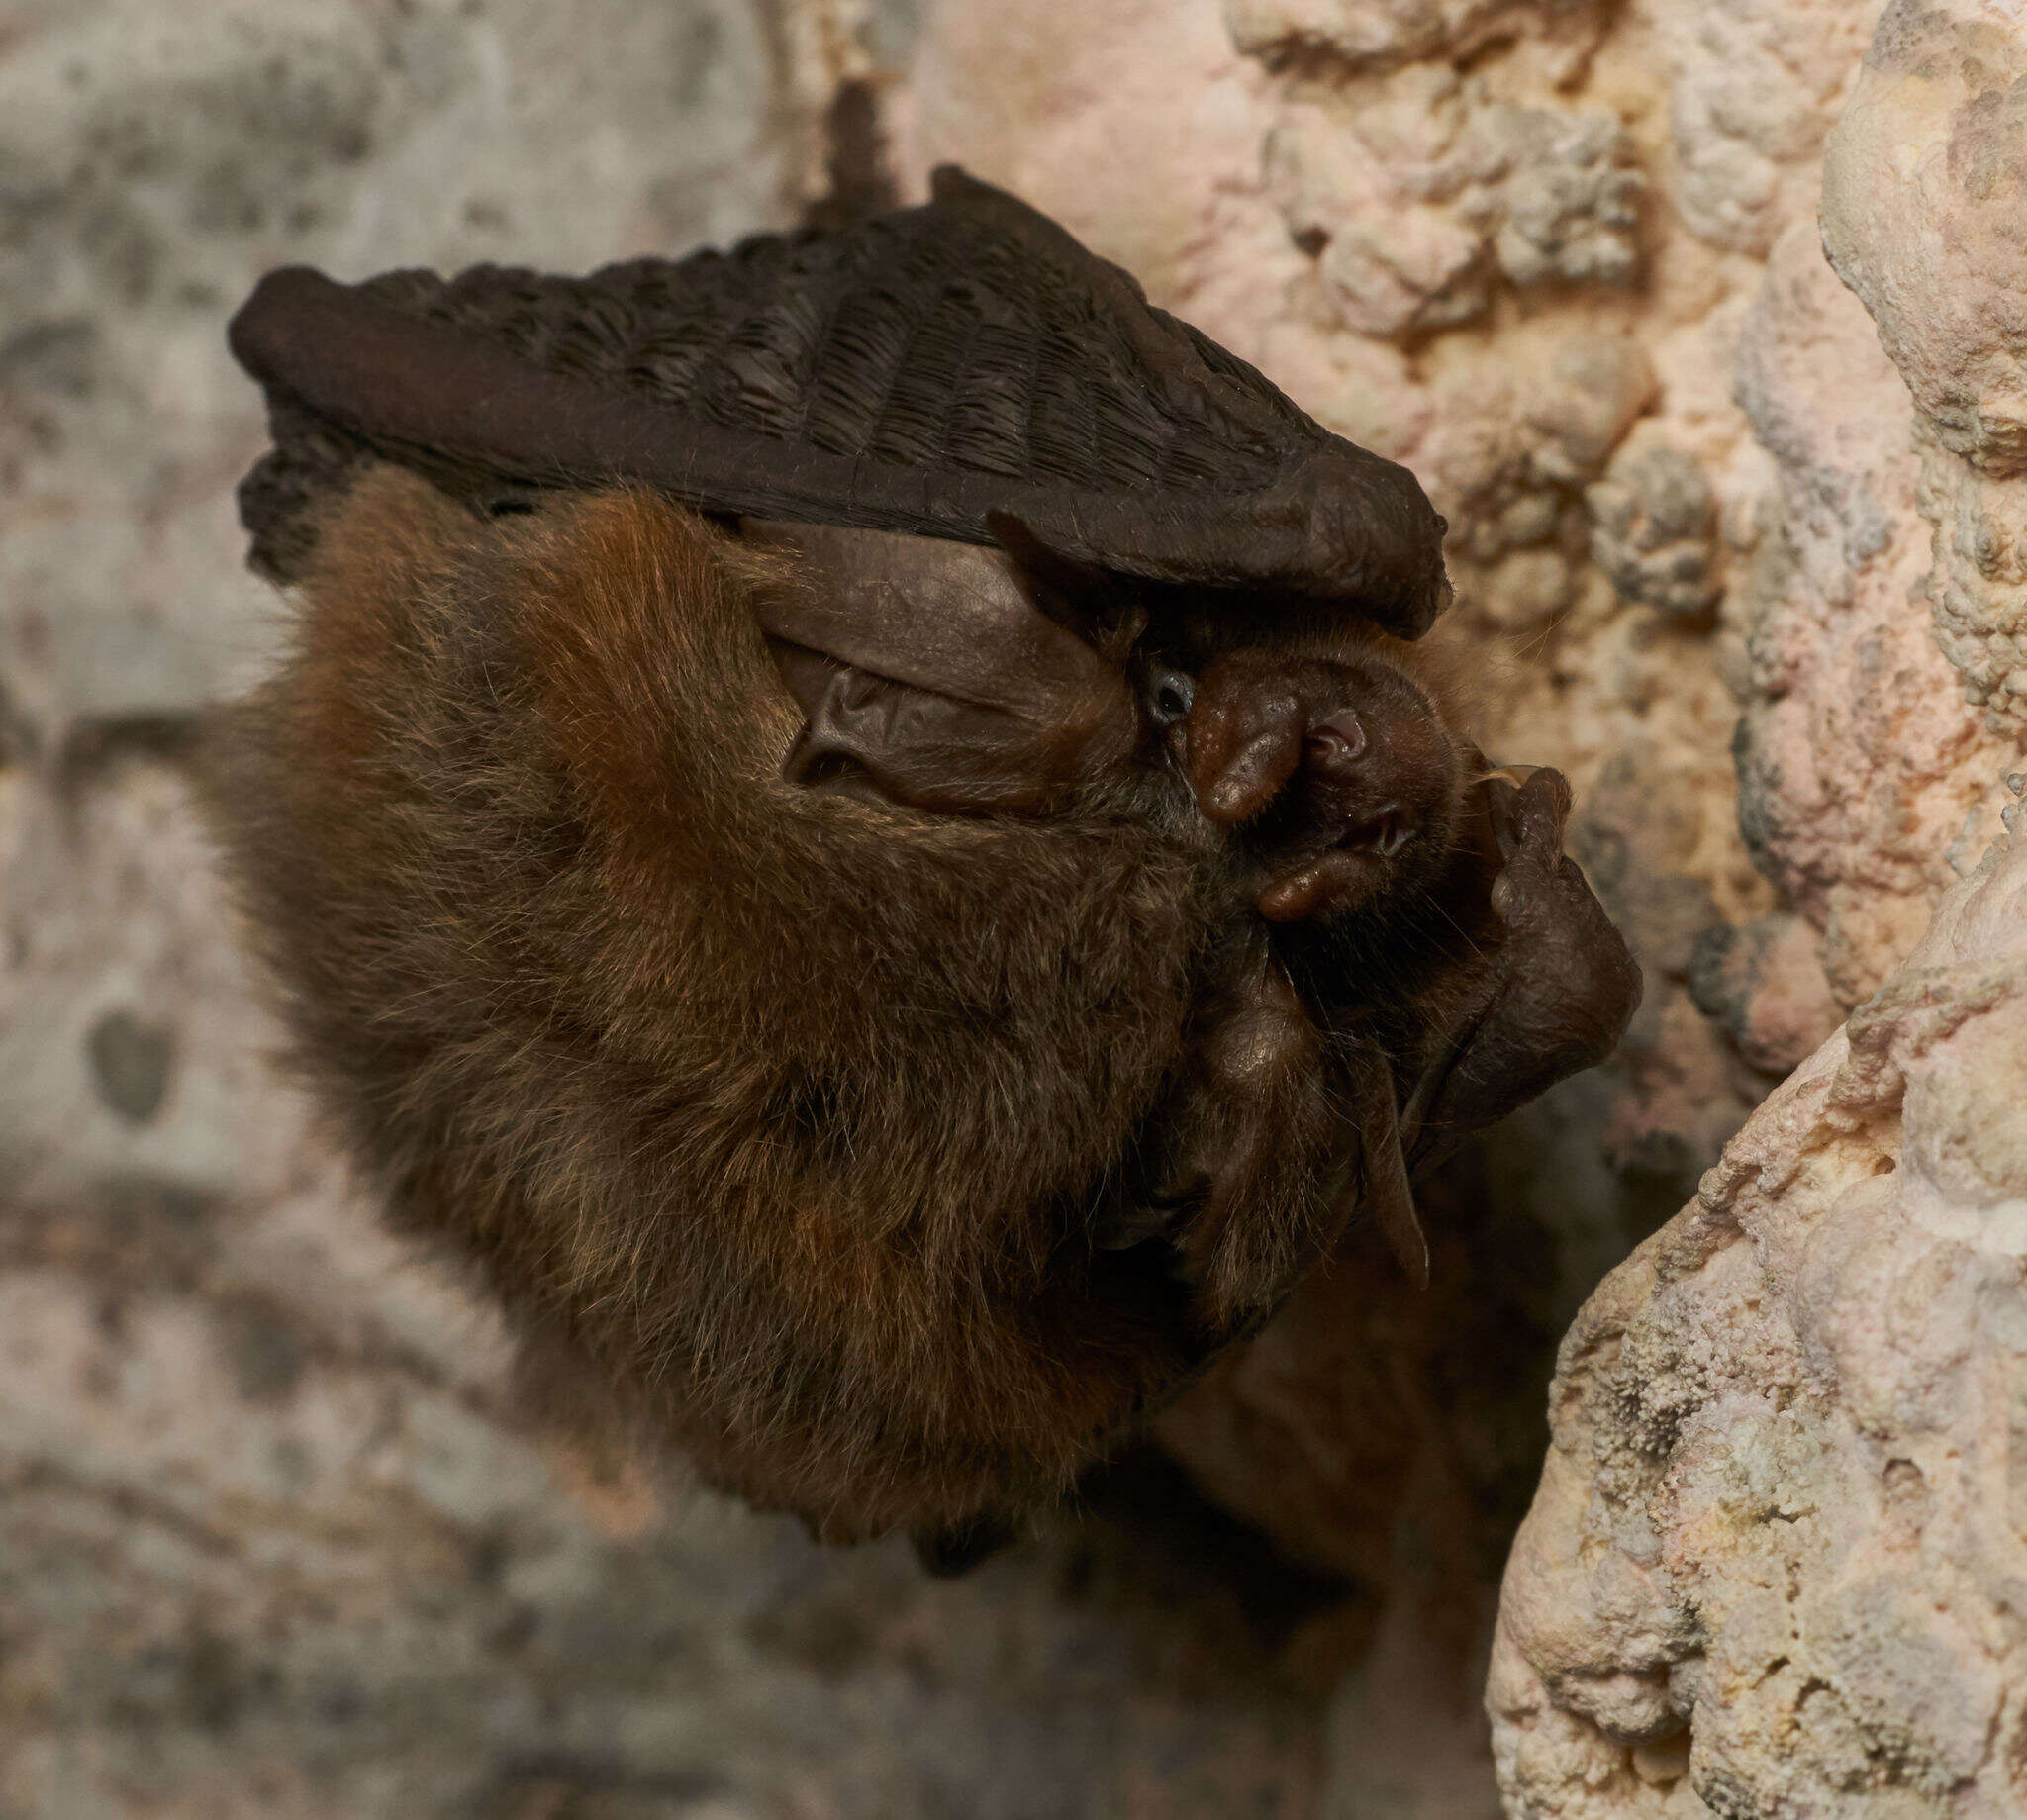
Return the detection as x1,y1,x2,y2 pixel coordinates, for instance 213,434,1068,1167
1302,710,1367,778
1186,673,1380,828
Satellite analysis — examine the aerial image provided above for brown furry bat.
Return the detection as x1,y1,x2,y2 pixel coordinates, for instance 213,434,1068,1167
209,170,1640,1554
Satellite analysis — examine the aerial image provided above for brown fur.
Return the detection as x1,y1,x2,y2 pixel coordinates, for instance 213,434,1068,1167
204,465,1362,1541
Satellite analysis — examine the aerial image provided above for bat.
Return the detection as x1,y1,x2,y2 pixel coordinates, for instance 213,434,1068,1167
208,168,1639,1557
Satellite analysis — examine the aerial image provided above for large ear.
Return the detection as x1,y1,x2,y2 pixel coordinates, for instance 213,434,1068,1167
769,646,1097,814
744,522,1142,814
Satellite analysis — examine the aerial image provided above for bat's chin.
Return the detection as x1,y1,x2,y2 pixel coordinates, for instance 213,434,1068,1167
1249,806,1428,921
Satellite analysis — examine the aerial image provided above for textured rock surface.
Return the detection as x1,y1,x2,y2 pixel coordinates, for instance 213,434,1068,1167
1224,0,1613,80
0,0,790,752
1489,819,2027,1816
1728,221,1973,1006
1487,3,2027,1809
1264,76,1642,339
1821,0,2027,734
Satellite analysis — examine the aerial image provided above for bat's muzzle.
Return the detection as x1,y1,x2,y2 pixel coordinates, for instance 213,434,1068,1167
1182,650,1460,921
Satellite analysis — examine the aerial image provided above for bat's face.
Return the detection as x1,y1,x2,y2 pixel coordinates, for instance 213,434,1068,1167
1170,647,1464,922
750,519,1468,929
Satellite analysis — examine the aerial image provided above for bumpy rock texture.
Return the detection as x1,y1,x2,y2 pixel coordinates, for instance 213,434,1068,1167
1491,820,2027,1815
1822,0,2027,739
8,0,2026,1814
1486,3,2027,1807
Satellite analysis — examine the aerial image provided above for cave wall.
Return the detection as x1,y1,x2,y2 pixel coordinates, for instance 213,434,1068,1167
1492,4,2027,1812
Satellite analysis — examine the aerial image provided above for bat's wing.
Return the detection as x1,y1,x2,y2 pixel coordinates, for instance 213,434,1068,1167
747,521,1142,814
227,166,1450,641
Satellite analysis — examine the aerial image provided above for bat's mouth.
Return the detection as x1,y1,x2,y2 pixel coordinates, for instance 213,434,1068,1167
1340,804,1416,859
1250,804,1420,922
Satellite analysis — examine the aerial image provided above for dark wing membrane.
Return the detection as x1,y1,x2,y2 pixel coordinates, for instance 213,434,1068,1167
747,521,1142,815
229,167,1451,639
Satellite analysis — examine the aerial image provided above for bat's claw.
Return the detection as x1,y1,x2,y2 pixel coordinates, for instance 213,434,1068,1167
1482,765,1574,874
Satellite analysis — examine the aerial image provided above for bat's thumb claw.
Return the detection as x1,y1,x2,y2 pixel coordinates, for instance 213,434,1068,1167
1485,764,1574,864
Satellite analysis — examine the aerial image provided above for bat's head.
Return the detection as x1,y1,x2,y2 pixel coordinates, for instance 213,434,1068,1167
1162,645,1466,923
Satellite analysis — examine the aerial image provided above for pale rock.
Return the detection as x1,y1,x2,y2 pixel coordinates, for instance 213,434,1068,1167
1687,912,1845,1076
894,0,1302,343
1425,320,1658,556
1491,829,2027,1817
0,0,789,750
1646,0,1878,257
1416,322,1659,643
1224,0,1610,78
1485,99,1643,289
1820,0,2027,479
1269,80,1492,336
1731,220,2013,1003
1821,0,2027,732
1265,71,1641,338
1587,444,1722,620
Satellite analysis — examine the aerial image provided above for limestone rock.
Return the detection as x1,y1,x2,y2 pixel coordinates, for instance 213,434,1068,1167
1646,0,1877,258
0,0,788,753
1265,72,1641,339
1490,826,2027,1816
1588,445,1722,621
1820,0,2027,480
1224,0,1609,78
1687,912,1844,1077
893,0,1301,334
1821,0,2027,731
1731,220,2011,1004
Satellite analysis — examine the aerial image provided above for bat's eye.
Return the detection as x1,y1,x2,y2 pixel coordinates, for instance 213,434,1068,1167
1146,668,1195,729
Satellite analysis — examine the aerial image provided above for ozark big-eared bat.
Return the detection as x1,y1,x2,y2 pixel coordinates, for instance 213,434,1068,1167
208,168,1639,1548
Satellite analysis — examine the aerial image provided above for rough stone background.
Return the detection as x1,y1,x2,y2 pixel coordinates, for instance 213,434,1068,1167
4,0,2023,1816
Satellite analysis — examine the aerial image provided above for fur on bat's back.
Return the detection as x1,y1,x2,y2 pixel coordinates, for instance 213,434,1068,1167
204,465,1218,1540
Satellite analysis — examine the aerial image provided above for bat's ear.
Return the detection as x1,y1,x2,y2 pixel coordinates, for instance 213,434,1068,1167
986,511,1145,663
1343,1055,1429,1289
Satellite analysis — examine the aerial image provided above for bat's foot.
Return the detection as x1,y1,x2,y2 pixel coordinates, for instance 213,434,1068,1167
1408,766,1643,1144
